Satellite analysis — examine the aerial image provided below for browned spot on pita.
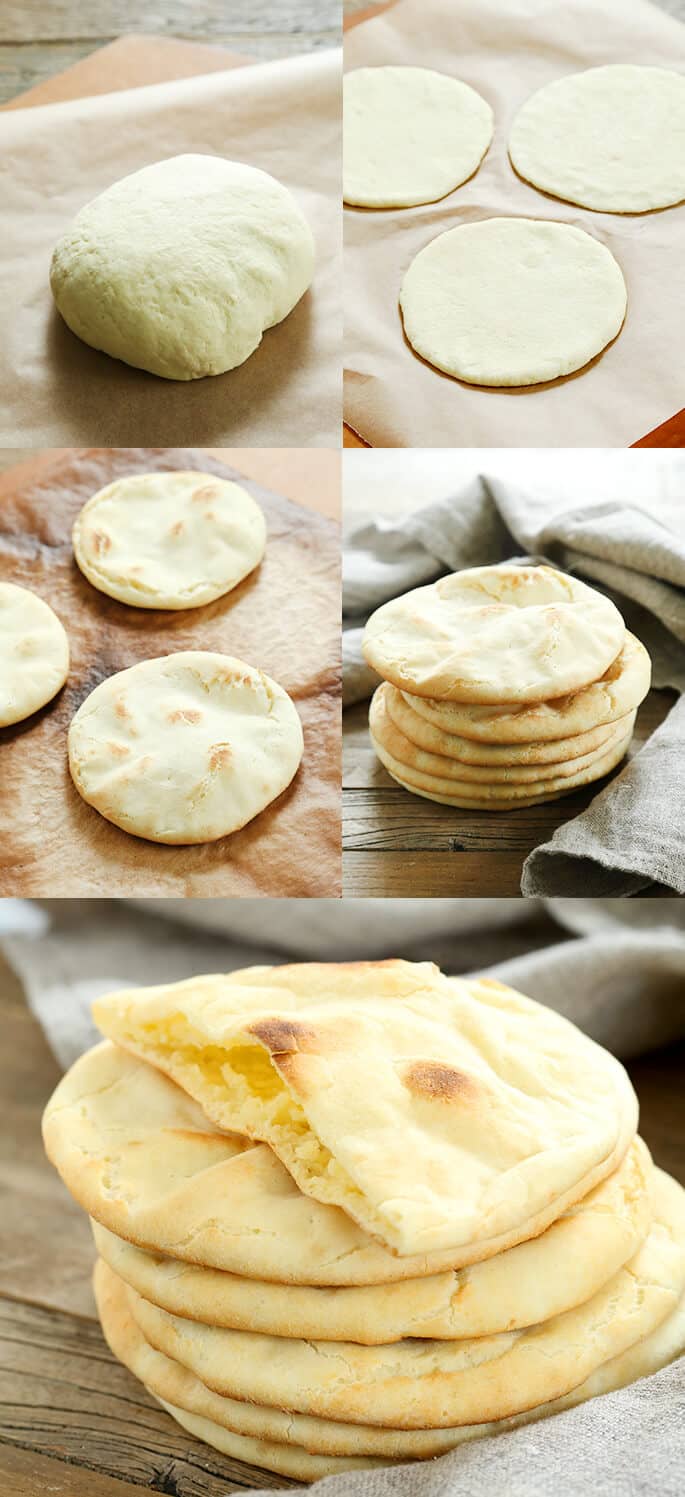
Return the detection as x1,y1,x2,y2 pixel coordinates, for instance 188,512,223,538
250,1017,318,1057
192,484,221,504
107,742,130,759
168,708,202,725
208,743,232,771
90,528,111,555
403,1060,477,1102
114,696,131,720
169,520,185,537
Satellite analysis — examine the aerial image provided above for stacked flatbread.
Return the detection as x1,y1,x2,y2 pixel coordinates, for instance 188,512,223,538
362,563,651,809
42,960,685,1480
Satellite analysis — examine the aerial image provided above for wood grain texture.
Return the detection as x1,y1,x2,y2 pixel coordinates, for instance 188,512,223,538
0,2,339,103
343,690,676,897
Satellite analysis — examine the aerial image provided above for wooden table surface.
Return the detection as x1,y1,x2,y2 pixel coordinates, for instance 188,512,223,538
0,1,340,104
343,688,676,897
1,953,684,1495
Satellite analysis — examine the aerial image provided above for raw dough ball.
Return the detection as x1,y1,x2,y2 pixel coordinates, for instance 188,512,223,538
68,651,304,844
73,471,266,610
0,582,69,726
50,155,316,380
400,217,627,386
343,66,493,207
509,65,685,214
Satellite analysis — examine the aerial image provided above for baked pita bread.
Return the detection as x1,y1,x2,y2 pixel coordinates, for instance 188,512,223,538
385,685,630,767
92,962,638,1257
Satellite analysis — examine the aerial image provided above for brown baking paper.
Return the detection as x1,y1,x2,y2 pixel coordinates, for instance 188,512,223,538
0,49,341,446
0,448,341,898
344,0,685,448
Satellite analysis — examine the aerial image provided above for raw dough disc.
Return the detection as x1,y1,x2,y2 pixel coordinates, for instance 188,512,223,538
343,66,493,207
50,155,315,380
399,216,627,386
67,651,303,844
0,582,69,726
73,471,266,609
509,65,685,214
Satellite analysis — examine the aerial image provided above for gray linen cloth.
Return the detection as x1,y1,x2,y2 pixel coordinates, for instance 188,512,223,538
1,895,684,1494
344,482,685,896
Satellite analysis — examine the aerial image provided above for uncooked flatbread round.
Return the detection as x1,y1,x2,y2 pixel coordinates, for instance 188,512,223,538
399,216,627,385
73,471,266,609
67,651,303,843
343,66,493,207
510,65,685,214
362,565,626,703
50,155,315,380
0,582,69,726
405,632,651,742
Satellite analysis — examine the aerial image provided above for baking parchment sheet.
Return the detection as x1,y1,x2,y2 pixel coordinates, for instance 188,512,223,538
0,448,341,898
0,48,341,446
344,0,685,448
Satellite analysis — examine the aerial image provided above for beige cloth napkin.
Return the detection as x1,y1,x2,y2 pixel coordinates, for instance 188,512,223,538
344,0,685,448
0,48,341,446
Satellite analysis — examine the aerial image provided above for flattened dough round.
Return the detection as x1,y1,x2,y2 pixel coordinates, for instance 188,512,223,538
0,582,69,726
92,1137,652,1343
50,155,315,380
67,651,303,843
510,65,685,214
362,565,626,703
386,685,628,766
399,216,627,385
343,66,493,207
73,471,266,609
406,632,651,742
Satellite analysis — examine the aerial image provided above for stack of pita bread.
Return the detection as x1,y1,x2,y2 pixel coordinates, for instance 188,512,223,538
43,960,685,1481
362,564,651,809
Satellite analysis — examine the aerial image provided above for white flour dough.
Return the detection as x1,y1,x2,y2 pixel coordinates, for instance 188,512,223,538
50,155,315,380
400,217,627,386
509,65,685,214
343,66,493,207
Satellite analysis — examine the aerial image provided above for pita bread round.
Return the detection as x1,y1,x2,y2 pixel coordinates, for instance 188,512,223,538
125,1169,685,1429
387,686,628,766
343,66,493,208
45,1040,566,1286
0,582,70,727
92,961,638,1260
374,684,634,784
95,1249,685,1462
67,651,303,844
399,217,626,386
73,472,266,609
407,632,651,742
362,565,625,703
370,698,632,807
92,1137,651,1343
509,65,685,214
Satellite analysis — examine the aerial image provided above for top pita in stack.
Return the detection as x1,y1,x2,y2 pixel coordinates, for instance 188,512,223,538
361,565,651,809
42,960,685,1481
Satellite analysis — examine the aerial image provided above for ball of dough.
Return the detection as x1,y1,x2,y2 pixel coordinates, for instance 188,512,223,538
50,155,316,380
509,65,685,214
68,652,304,844
399,217,627,386
73,471,266,609
343,66,493,207
0,582,69,726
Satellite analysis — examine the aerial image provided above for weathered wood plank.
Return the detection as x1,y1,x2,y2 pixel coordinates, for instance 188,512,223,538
0,1297,296,1494
0,1443,144,1496
343,849,528,896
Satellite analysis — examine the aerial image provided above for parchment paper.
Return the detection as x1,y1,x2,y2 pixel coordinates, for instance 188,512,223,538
344,0,685,448
0,448,341,898
0,49,341,447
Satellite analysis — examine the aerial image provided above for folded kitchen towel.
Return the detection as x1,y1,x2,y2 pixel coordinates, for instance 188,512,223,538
343,479,685,895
